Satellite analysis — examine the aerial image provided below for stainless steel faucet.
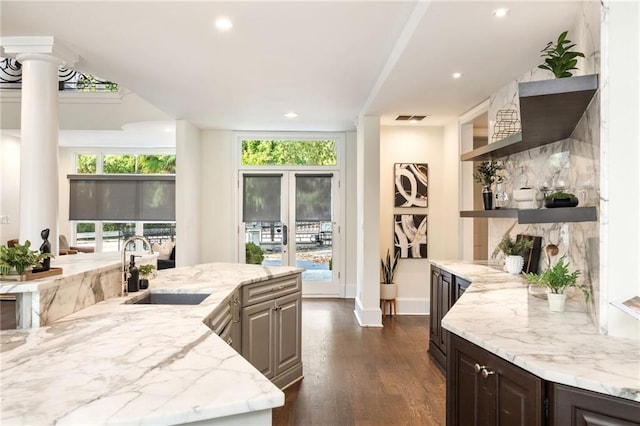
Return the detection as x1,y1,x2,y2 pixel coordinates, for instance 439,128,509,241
122,236,153,296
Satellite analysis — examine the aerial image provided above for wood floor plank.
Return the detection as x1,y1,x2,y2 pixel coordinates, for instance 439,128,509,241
273,298,446,426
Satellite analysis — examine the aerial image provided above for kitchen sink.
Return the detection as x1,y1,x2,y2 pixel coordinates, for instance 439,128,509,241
127,292,211,305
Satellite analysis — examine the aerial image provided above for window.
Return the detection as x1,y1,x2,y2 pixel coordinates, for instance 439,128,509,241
241,140,337,166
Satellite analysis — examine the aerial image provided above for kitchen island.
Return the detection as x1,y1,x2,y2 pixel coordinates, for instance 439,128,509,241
433,260,640,425
0,262,302,425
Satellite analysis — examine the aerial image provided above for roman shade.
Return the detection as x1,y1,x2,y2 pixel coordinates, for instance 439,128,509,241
295,174,333,221
243,174,282,222
68,174,175,221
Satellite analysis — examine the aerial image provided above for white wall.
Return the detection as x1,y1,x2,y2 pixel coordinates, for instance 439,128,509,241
176,120,202,267
601,0,640,339
199,130,236,263
380,125,458,314
0,134,21,244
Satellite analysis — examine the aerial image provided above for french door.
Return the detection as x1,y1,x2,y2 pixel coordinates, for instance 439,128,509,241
240,171,340,296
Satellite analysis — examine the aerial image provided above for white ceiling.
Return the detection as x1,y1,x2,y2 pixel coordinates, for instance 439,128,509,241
1,1,583,132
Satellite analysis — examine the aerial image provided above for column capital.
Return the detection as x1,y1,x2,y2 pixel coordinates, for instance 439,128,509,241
0,36,78,67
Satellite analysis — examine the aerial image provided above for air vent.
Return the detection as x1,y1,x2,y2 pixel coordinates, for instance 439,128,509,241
395,115,428,121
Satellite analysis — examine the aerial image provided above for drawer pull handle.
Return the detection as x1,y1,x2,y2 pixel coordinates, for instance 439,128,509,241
481,368,495,379
227,338,233,345
474,363,485,374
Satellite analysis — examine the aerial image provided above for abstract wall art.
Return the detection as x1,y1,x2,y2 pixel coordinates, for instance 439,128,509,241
394,163,428,207
394,214,427,259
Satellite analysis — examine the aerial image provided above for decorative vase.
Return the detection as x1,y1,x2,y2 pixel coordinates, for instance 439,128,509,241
505,255,524,274
547,292,566,312
380,283,397,300
139,278,149,290
482,186,493,210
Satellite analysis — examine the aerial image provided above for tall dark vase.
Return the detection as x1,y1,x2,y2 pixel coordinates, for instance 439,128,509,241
482,186,493,210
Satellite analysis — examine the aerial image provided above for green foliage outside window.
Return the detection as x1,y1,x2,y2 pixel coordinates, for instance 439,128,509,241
104,154,136,173
242,140,337,166
137,155,176,174
77,154,97,173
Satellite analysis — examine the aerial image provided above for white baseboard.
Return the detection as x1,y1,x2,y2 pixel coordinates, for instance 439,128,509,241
353,297,383,327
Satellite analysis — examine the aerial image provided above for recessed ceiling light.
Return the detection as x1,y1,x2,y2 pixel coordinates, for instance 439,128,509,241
215,17,233,31
492,8,509,18
452,72,462,79
284,112,298,118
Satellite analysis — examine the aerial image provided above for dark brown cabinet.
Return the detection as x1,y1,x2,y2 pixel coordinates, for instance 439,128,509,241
429,265,470,371
447,332,544,426
550,383,640,426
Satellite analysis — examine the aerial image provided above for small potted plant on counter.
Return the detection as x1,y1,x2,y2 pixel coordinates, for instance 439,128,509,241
473,161,504,210
0,240,52,276
544,191,579,208
380,248,399,300
493,233,533,274
523,257,589,312
138,264,156,290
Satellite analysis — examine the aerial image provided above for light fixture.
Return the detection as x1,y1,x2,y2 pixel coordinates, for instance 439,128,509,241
395,115,427,122
491,8,509,18
284,112,298,118
452,72,462,79
215,17,233,31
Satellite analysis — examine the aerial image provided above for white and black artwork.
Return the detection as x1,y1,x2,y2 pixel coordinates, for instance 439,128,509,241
394,214,427,259
394,163,428,207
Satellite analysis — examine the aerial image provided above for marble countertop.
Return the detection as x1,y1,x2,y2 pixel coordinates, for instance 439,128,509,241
0,252,122,293
1,262,303,425
433,259,640,402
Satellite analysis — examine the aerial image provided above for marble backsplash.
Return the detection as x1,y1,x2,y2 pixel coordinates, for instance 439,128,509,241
486,1,601,325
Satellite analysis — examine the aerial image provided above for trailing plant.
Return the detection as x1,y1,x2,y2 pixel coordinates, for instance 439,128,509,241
138,264,156,279
380,249,400,284
0,241,52,275
538,30,585,78
473,161,504,187
523,257,590,301
245,242,264,265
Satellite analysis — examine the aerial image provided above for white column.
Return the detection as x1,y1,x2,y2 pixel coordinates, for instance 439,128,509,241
0,37,77,253
354,115,382,327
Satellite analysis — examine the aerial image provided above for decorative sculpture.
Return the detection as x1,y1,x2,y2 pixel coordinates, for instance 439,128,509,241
31,228,51,272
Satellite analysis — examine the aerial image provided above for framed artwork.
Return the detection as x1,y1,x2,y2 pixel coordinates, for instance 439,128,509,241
394,163,428,207
394,214,427,259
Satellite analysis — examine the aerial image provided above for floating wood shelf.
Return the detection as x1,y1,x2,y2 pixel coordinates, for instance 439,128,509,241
461,74,599,161
459,207,597,224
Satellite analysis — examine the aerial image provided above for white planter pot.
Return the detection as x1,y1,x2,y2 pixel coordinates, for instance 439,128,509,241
380,283,397,300
547,292,566,312
505,255,524,274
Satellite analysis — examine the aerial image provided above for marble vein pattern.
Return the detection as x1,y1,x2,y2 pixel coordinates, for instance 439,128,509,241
432,260,640,403
1,262,302,425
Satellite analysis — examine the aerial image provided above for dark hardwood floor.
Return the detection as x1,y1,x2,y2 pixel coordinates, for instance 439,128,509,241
273,298,446,426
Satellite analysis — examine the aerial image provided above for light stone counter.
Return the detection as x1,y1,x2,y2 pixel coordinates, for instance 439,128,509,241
1,262,302,425
0,253,122,328
434,259,640,402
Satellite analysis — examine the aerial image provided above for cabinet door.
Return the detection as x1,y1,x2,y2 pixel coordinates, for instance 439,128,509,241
242,299,275,379
430,267,441,346
274,291,302,376
454,277,471,303
551,383,640,426
447,333,544,426
438,271,452,353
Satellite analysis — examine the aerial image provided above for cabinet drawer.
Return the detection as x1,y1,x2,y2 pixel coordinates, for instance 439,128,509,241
242,275,301,307
209,299,232,336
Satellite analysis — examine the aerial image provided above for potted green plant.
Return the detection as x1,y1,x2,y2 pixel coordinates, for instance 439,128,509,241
473,161,504,210
138,264,156,290
0,241,52,276
523,257,589,312
544,191,579,208
538,30,585,78
492,233,533,274
380,248,399,300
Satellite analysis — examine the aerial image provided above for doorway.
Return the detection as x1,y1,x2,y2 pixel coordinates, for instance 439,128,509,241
240,171,341,296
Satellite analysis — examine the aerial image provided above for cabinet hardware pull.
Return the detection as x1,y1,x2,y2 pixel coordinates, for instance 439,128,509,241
481,368,495,379
474,363,485,374
227,338,232,345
